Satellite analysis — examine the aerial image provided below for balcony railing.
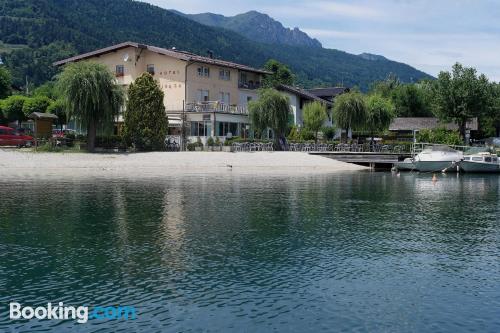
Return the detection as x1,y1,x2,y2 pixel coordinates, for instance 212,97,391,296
238,81,261,90
185,101,248,114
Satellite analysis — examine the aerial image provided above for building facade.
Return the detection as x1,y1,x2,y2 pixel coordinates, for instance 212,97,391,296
55,42,270,146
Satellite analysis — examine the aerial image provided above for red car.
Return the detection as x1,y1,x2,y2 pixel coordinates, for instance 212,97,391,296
0,126,34,147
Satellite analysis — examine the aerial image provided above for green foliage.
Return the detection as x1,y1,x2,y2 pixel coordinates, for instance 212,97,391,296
369,74,401,98
57,61,124,152
249,89,290,146
287,125,315,141
303,101,327,143
321,126,336,140
124,73,168,151
33,81,59,100
365,94,395,135
22,96,52,117
390,83,434,117
433,63,492,139
417,128,463,145
0,0,431,91
262,59,295,88
47,99,67,127
333,92,367,141
95,135,126,149
0,66,13,99
2,42,76,88
207,137,215,146
0,95,27,124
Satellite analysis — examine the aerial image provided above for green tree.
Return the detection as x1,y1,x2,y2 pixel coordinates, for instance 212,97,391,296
249,88,290,148
1,95,27,126
33,81,59,100
22,96,53,117
433,63,492,142
369,74,401,98
333,92,366,142
303,101,327,143
57,62,124,152
124,73,168,151
365,94,395,143
47,99,67,129
390,84,433,117
0,66,12,99
262,59,295,88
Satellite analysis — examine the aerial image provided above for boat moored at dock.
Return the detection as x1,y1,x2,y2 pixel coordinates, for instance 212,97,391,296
413,145,463,172
459,151,499,173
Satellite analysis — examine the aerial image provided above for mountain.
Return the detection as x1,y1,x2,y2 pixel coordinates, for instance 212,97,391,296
358,53,388,61
0,0,432,91
172,10,323,49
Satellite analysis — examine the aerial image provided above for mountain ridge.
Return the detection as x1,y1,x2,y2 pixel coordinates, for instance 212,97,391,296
172,10,323,49
0,0,432,91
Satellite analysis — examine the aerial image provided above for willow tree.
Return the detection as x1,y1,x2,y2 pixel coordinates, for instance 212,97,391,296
365,94,395,144
124,73,168,151
249,88,290,149
333,92,366,142
303,101,327,143
57,62,124,152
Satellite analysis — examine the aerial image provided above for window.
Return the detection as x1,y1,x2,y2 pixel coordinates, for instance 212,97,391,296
115,65,124,77
219,92,230,104
219,69,230,81
240,72,247,84
147,64,155,75
217,122,239,136
197,66,210,77
247,96,252,103
197,90,210,102
190,121,211,136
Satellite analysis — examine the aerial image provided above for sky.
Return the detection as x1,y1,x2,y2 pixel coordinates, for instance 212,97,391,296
147,0,500,81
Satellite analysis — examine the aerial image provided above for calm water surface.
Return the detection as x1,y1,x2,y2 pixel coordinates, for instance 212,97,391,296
0,172,499,332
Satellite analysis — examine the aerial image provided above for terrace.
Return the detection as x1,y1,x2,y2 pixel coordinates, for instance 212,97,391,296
185,101,248,114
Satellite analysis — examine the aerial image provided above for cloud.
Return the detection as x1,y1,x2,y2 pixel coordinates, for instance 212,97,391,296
144,0,500,81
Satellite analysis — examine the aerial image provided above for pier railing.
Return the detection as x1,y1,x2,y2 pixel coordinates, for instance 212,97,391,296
411,143,469,156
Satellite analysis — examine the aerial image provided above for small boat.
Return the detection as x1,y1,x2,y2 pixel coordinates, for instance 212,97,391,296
393,157,415,171
413,145,463,172
459,151,499,173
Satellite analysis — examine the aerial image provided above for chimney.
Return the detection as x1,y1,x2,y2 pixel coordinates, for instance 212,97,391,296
207,50,214,59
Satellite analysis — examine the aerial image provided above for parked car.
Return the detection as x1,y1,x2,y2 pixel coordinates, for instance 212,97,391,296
52,129,76,147
52,129,76,138
0,126,34,147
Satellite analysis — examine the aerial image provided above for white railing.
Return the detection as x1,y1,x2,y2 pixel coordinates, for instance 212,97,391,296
185,101,248,114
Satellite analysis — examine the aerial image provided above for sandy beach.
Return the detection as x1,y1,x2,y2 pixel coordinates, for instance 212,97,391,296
0,149,366,177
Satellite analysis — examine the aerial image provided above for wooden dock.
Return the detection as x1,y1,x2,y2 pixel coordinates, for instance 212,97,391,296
310,152,412,169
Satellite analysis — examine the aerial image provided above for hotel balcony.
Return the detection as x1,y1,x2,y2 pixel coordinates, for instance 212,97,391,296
238,81,261,90
185,101,248,114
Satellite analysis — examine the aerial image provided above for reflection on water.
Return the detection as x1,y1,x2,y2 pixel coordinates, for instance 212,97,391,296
0,173,499,332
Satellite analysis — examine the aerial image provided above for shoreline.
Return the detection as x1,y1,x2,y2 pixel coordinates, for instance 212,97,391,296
0,149,367,177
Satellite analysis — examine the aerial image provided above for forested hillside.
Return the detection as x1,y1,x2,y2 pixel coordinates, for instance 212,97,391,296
0,0,432,90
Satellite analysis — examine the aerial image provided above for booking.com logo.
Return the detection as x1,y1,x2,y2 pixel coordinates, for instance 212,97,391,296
9,302,136,324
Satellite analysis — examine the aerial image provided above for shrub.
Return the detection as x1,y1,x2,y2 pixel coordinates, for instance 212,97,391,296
207,137,215,146
322,127,336,140
95,135,126,149
417,128,463,145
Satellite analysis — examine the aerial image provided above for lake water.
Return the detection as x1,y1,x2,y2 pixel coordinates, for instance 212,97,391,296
0,172,499,332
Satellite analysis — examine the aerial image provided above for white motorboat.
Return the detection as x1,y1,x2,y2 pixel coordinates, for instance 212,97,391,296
459,152,499,173
413,145,463,172
393,157,415,171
